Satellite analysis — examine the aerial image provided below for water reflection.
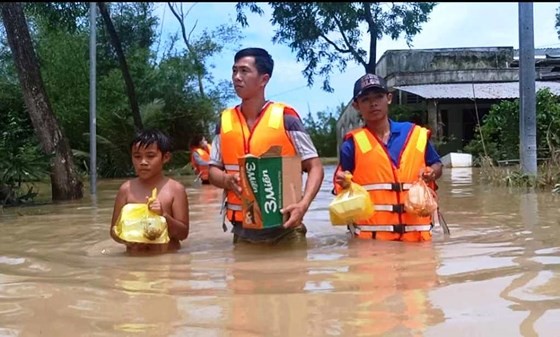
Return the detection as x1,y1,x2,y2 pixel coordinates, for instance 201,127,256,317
448,167,473,196
0,166,558,336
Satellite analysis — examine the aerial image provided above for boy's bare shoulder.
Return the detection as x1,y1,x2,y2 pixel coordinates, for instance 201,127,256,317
117,179,133,193
166,178,187,192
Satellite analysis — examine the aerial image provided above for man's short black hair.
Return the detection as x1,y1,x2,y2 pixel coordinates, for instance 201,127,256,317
234,47,274,77
130,129,173,154
189,134,205,149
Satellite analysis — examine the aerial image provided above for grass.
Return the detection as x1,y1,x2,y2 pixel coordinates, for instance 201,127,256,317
479,155,560,190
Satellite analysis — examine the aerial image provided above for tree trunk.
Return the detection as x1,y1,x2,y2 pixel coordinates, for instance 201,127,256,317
1,2,83,201
167,2,206,97
98,2,143,131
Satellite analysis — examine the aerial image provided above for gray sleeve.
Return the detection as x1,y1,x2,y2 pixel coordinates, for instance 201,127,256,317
209,135,224,168
284,114,319,161
193,151,208,166
288,131,319,161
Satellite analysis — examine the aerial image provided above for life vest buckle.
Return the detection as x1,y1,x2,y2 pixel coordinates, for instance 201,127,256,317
393,224,406,234
391,183,405,192
393,204,405,214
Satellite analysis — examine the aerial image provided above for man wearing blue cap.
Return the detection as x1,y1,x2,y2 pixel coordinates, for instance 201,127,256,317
332,73,443,242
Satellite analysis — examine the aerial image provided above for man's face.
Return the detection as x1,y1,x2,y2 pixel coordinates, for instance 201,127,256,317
352,89,392,124
231,56,269,99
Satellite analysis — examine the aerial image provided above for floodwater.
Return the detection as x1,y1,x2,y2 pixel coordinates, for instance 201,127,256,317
0,165,559,337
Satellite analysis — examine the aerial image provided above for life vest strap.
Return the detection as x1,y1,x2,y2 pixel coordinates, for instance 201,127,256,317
374,204,405,213
352,224,432,234
362,182,412,192
226,203,242,211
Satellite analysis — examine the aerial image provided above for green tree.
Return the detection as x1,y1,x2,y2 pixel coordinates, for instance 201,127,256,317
235,2,436,91
465,88,560,162
303,103,345,157
98,2,144,131
1,2,83,201
0,2,241,186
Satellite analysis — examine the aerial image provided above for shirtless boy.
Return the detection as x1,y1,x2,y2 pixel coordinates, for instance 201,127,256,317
110,129,190,252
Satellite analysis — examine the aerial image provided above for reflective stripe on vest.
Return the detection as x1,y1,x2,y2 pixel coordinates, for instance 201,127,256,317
356,225,432,232
362,183,413,192
227,204,242,211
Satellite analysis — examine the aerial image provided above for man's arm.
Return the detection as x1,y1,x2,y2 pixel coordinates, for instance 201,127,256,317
425,141,443,181
300,157,324,209
333,139,356,193
281,112,324,228
207,134,241,195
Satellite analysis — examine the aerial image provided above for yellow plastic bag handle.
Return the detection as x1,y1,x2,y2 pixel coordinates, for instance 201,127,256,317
342,172,354,195
147,188,157,207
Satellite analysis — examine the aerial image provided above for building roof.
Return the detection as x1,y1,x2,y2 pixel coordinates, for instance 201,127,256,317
393,81,560,100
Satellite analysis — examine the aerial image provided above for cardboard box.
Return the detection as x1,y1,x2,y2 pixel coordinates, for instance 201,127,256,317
238,146,302,229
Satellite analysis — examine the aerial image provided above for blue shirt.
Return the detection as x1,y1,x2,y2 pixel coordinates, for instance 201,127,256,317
340,120,441,172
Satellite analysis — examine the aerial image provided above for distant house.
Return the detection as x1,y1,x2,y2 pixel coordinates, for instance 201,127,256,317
337,46,560,155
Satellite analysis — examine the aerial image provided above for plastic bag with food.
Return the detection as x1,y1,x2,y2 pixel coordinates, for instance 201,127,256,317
329,173,374,225
113,188,170,244
404,177,438,217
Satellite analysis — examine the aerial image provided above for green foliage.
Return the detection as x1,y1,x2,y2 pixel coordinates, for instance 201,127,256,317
465,88,560,162
388,104,423,123
0,108,49,205
0,2,242,181
556,5,560,39
303,103,344,157
235,2,436,91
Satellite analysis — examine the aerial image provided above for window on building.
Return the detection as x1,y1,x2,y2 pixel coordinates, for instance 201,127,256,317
406,92,423,104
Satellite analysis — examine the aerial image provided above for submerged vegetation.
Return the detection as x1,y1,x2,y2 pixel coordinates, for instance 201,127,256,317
466,88,560,191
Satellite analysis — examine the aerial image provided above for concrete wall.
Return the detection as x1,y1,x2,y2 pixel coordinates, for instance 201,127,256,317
376,47,514,78
385,69,519,87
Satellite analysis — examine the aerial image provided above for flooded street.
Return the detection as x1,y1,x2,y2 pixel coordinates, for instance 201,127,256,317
0,165,559,337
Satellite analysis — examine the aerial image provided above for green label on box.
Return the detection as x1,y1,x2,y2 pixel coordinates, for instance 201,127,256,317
244,156,283,228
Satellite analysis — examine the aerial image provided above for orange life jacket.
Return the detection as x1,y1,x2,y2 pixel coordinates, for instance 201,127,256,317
190,144,211,181
333,124,435,240
220,102,297,223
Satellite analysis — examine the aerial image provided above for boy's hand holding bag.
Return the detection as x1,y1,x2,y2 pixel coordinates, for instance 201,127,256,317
113,188,170,244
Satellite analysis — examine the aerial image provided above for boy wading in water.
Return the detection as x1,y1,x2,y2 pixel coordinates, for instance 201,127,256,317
110,129,190,253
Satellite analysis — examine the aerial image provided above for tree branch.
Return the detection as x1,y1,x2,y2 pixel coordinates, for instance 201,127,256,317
363,2,378,73
331,14,367,69
167,2,205,97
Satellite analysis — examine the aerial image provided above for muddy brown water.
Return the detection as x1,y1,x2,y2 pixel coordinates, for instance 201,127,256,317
0,166,559,337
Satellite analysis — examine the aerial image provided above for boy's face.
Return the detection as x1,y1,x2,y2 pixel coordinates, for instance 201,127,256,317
232,56,269,100
352,89,393,124
131,143,170,180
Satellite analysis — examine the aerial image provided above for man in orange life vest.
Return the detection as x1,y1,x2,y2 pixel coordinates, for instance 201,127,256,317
334,73,443,242
208,47,324,244
190,134,211,184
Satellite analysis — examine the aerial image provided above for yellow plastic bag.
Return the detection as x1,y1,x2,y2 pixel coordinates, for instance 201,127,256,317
113,188,170,244
404,178,438,217
329,173,374,225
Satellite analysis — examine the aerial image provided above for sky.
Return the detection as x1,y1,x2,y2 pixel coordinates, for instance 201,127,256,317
154,2,560,119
